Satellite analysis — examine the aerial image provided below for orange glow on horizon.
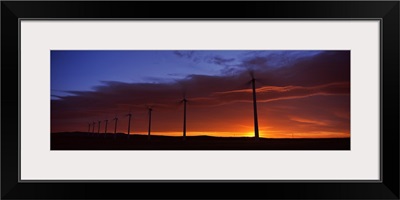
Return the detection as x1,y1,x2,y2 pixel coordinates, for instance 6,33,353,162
54,96,350,139
110,131,350,139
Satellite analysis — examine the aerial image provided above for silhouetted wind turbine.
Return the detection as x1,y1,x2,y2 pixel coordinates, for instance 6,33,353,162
113,115,118,139
180,93,188,141
126,111,132,139
248,70,260,140
147,106,153,140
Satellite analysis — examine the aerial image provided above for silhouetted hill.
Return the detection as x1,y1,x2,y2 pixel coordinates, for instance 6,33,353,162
51,132,350,150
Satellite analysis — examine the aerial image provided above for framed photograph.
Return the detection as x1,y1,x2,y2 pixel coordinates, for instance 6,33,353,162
2,1,399,199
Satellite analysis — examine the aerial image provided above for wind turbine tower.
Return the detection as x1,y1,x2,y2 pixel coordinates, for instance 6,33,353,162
182,97,187,140
251,77,259,140
249,72,260,141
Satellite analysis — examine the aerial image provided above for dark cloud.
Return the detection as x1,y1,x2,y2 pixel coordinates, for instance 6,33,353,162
173,50,198,62
241,50,323,69
204,55,235,66
214,82,350,104
174,51,239,72
242,56,270,69
173,50,194,58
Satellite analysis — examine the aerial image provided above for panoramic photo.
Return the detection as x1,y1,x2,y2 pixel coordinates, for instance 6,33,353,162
51,50,350,150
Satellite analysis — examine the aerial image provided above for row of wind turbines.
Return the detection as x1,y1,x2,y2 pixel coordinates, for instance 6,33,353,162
85,72,262,141
87,101,183,140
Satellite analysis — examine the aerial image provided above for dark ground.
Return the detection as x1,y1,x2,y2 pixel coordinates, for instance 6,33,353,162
51,132,350,150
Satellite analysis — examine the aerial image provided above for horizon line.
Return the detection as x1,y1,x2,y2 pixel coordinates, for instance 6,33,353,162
51,131,350,139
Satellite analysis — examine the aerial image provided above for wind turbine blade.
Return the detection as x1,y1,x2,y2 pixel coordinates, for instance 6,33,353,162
247,68,255,79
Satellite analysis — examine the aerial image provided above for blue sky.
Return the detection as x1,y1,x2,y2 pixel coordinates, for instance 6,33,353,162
51,50,322,99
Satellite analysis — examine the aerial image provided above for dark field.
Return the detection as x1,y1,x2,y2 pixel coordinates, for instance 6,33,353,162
51,132,350,150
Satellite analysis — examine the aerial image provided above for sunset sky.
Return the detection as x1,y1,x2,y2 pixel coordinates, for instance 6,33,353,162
51,50,350,138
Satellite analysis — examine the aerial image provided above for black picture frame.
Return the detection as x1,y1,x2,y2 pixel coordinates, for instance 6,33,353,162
2,1,399,199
